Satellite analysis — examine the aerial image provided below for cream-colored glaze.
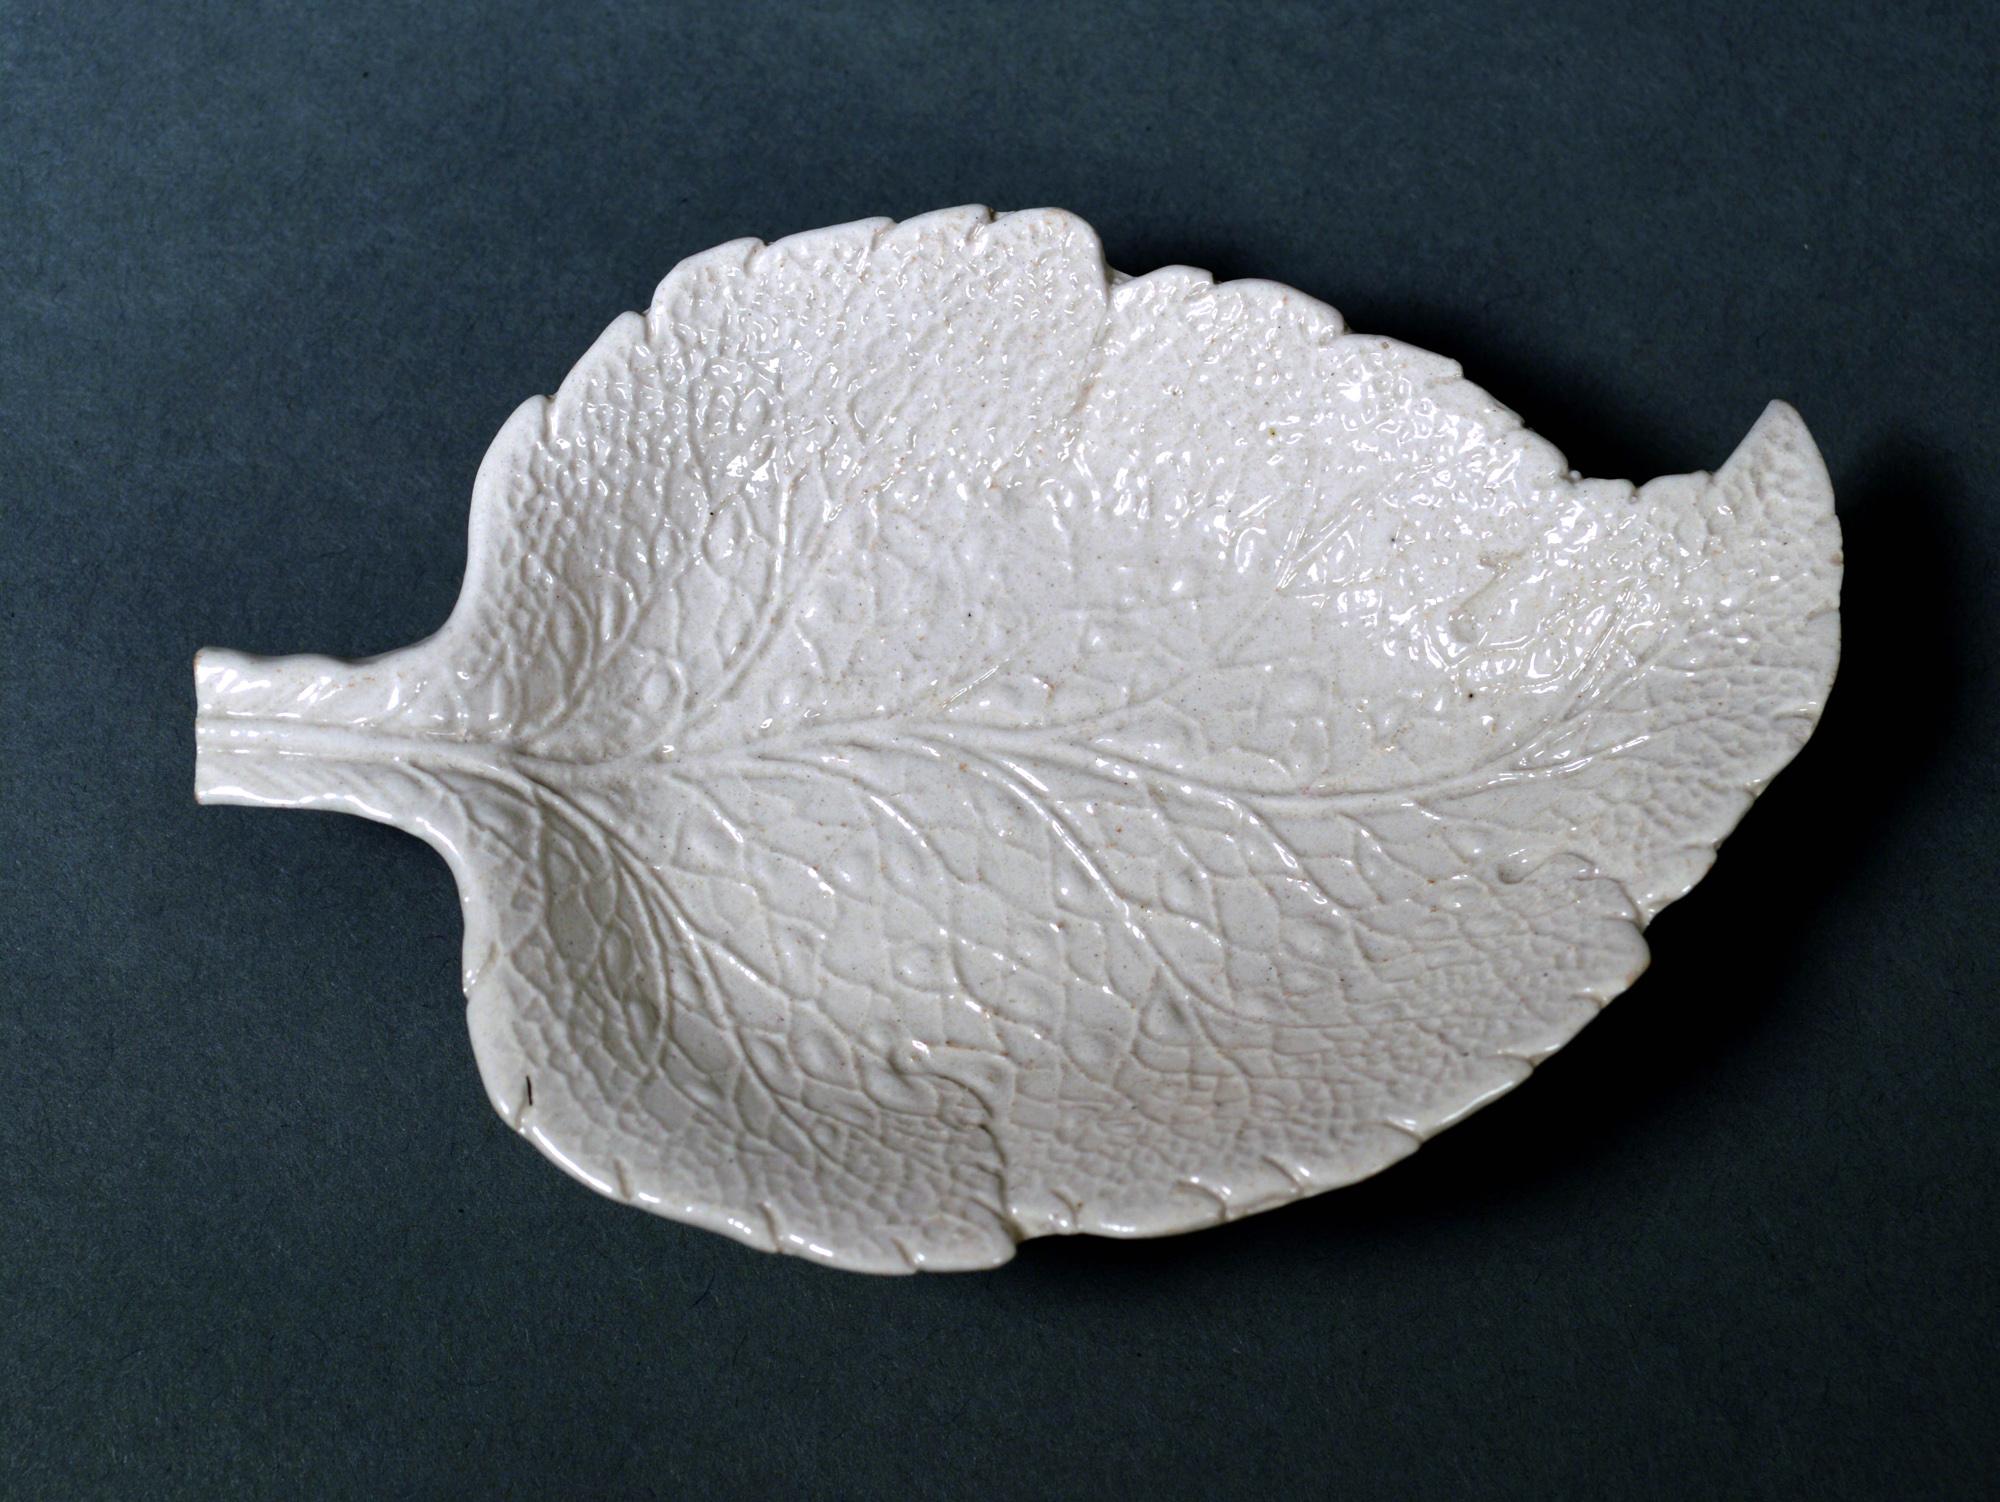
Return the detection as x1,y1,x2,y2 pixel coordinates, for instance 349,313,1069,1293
196,207,1842,1272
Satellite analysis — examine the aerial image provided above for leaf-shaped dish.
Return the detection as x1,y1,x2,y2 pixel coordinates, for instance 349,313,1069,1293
196,207,1841,1272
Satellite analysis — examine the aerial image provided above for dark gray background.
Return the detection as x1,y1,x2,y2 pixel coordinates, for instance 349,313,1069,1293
4,2,1995,1497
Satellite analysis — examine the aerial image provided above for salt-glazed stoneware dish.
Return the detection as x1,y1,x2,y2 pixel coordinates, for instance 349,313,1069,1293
196,207,1842,1272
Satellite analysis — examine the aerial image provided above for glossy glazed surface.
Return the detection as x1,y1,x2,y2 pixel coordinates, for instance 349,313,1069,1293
195,207,1842,1272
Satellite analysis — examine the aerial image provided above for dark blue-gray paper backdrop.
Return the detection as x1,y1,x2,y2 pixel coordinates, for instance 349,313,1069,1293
3,2,1995,1497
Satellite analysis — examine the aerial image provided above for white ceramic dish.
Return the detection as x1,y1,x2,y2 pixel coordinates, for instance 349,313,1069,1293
196,207,1841,1272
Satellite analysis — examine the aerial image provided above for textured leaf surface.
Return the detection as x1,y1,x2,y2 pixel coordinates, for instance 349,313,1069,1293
196,207,1842,1271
